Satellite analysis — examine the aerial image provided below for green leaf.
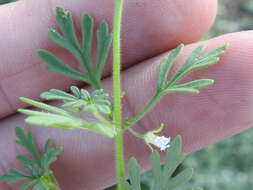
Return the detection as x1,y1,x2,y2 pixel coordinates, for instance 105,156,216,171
163,87,200,94
95,21,113,80
167,46,204,87
21,112,89,130
123,136,194,190
81,14,94,57
33,182,48,190
150,150,162,189
55,7,80,49
20,180,37,190
16,156,38,167
157,44,184,91
0,128,61,189
122,158,142,190
0,173,29,184
20,109,116,137
19,97,70,116
16,127,41,163
174,79,214,89
40,89,77,101
37,50,91,83
166,45,227,88
165,168,193,190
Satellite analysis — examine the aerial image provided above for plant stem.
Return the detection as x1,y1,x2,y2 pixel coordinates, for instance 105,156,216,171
124,93,163,128
113,0,125,189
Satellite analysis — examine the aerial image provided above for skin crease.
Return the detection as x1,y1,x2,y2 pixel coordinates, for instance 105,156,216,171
1,0,253,190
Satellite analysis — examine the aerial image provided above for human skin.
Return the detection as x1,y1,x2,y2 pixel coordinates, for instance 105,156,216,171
1,0,253,189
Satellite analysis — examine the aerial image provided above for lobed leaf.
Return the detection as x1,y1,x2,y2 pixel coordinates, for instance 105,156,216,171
157,44,184,91
55,7,80,49
37,50,91,83
95,21,113,80
165,168,193,190
81,14,94,57
173,79,214,89
123,136,193,190
40,89,77,101
20,97,70,116
16,127,41,163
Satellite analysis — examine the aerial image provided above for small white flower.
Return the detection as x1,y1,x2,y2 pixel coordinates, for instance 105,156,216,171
153,136,170,151
144,124,171,151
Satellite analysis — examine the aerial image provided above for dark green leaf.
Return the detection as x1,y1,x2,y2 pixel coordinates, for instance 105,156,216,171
16,156,38,167
157,44,184,91
0,173,29,184
37,50,91,83
15,127,41,163
20,180,37,190
81,14,94,57
95,21,113,80
55,7,80,49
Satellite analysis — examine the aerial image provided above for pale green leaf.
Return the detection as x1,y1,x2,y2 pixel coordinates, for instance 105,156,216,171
174,79,214,89
19,97,70,116
129,158,142,190
163,87,200,94
40,89,77,101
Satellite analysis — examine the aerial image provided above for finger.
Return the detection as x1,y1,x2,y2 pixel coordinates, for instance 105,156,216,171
2,30,251,190
0,0,217,118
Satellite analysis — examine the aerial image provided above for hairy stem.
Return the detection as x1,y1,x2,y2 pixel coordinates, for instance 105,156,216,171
113,0,125,189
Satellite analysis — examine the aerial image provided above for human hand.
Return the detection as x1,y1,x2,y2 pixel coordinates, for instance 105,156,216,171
0,0,253,189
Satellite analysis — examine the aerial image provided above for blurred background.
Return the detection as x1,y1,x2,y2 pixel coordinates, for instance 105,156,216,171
1,0,253,189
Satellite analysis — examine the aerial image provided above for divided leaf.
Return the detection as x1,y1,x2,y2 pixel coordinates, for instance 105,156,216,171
37,50,91,83
95,21,113,80
156,44,227,95
122,136,195,190
0,127,62,190
19,96,115,138
38,7,112,89
81,14,94,57
157,44,184,91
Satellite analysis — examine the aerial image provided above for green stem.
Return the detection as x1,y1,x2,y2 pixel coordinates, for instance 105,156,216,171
113,0,125,189
128,128,144,139
124,93,163,129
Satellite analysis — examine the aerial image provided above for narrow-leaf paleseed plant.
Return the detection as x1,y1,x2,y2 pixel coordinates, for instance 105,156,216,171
0,1,227,189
